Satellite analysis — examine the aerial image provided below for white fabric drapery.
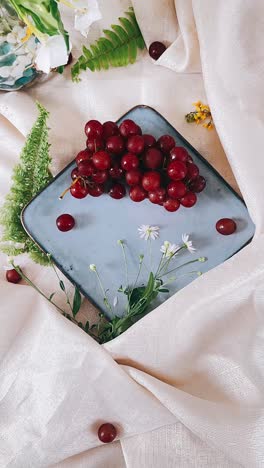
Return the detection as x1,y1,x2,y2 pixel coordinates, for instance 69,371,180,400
0,1,263,466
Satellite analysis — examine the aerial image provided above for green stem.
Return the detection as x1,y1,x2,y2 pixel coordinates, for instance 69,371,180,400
11,263,69,316
119,241,128,288
94,269,112,312
159,258,201,278
148,239,152,271
48,257,73,314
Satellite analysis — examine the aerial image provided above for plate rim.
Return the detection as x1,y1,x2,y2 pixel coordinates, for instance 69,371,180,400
21,104,254,305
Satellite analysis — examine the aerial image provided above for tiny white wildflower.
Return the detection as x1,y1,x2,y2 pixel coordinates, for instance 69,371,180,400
160,241,180,258
89,264,96,271
138,225,160,241
182,233,196,253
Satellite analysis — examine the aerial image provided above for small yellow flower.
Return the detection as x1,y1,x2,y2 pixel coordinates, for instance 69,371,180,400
22,26,33,43
186,100,213,130
193,100,202,108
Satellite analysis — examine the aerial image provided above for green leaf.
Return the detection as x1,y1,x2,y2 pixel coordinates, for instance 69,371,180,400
71,8,146,81
0,103,52,265
72,287,82,317
59,280,65,291
159,288,169,293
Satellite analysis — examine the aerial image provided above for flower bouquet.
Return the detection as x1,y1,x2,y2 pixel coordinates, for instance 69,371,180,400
0,0,101,90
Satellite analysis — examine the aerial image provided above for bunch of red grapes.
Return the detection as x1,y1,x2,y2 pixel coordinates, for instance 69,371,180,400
66,119,206,212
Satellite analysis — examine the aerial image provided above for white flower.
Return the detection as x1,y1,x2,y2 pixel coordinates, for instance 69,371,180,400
138,225,160,241
89,264,96,271
182,234,196,253
35,35,69,73
160,241,180,258
64,0,101,37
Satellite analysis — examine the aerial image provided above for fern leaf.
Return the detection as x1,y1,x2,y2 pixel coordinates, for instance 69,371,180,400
0,102,52,265
71,8,146,81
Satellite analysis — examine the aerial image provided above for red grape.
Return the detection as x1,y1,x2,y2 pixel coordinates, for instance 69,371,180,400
186,163,199,181
180,192,197,207
78,160,94,177
149,41,167,60
6,268,22,283
75,149,92,165
216,218,237,235
102,121,119,140
142,171,161,192
167,161,187,181
71,167,79,180
189,176,206,193
167,181,187,199
98,423,117,443
109,183,126,199
170,147,188,163
92,151,111,171
149,187,166,204
129,185,147,202
125,169,142,186
70,180,89,199
158,135,175,154
143,134,156,148
86,137,104,153
109,164,124,180
56,214,75,231
163,199,180,212
88,184,104,197
121,153,139,171
119,119,141,138
84,120,103,139
143,148,164,169
106,135,125,155
92,169,108,184
127,135,145,154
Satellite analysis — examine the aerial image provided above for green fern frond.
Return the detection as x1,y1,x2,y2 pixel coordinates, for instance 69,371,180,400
71,7,146,82
0,102,52,265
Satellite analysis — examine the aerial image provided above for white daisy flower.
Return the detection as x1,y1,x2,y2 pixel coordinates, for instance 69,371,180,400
160,241,180,258
182,233,196,253
138,225,160,241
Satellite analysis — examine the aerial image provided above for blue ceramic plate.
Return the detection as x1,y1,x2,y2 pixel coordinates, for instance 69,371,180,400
22,105,255,318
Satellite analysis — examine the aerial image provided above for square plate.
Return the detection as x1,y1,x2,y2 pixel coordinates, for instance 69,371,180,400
22,105,255,319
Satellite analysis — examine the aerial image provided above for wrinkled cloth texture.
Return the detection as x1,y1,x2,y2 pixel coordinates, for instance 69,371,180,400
0,0,264,466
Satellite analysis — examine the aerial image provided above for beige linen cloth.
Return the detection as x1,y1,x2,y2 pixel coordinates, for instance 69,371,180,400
0,0,264,466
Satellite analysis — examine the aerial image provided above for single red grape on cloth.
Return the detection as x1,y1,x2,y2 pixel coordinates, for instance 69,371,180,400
149,41,167,60
6,268,22,283
98,423,117,443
